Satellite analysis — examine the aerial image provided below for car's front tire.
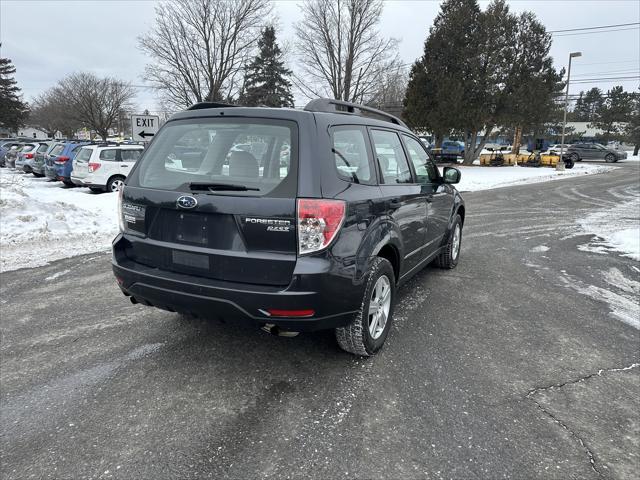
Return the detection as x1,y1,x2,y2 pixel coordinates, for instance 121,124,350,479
435,214,462,269
335,257,396,356
570,152,580,162
605,153,617,163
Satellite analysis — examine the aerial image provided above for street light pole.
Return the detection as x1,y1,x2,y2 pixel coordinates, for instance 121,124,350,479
557,51,582,171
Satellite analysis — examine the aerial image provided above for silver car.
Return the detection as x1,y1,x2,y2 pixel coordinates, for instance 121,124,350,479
567,143,628,163
17,142,53,173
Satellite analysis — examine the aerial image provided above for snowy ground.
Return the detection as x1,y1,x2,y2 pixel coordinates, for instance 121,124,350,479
451,163,616,192
577,197,640,261
0,160,622,272
0,170,118,272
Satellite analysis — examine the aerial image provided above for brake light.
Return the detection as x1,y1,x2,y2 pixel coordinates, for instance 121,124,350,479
54,156,70,165
24,153,34,159
88,162,101,173
297,198,346,255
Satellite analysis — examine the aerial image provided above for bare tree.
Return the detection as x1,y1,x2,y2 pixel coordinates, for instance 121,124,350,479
294,0,399,103
139,0,271,110
55,73,136,140
29,90,83,138
367,61,408,108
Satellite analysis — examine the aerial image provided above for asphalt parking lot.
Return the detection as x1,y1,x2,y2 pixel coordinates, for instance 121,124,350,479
1,163,639,479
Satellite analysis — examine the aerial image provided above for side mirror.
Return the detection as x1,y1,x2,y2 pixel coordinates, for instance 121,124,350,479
443,166,461,184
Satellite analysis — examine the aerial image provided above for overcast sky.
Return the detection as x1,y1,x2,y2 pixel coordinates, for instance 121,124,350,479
1,0,638,113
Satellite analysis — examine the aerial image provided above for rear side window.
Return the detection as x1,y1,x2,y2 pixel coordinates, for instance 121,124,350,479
403,135,439,183
121,149,142,162
75,148,93,162
370,129,412,184
135,118,297,197
99,149,118,161
331,126,374,184
50,144,65,156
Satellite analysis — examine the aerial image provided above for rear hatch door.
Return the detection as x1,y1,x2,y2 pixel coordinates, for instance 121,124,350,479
122,117,298,287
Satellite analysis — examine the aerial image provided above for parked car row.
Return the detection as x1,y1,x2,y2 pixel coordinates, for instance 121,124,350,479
0,138,145,192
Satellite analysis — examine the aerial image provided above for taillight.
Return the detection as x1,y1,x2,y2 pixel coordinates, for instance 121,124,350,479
297,198,346,255
117,187,125,232
88,162,101,173
54,156,70,165
24,153,34,159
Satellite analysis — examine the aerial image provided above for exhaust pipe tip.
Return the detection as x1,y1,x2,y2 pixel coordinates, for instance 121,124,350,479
261,323,300,338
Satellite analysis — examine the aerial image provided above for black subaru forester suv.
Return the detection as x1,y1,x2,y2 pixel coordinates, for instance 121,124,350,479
112,99,465,356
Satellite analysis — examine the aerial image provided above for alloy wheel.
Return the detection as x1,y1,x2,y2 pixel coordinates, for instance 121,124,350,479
368,275,391,340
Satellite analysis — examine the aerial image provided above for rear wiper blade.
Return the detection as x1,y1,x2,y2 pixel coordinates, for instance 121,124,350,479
189,182,259,192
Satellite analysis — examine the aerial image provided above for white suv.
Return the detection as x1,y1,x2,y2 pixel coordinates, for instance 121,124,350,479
71,144,144,192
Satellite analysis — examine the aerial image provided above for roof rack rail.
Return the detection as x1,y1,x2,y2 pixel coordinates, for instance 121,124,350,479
187,102,239,111
304,98,408,128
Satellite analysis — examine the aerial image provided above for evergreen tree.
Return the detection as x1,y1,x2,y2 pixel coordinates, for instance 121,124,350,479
240,26,294,108
0,53,29,132
573,88,604,121
404,0,561,163
624,90,639,155
497,10,563,153
403,0,483,148
590,86,633,142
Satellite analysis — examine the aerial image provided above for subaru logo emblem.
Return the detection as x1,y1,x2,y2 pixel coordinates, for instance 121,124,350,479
177,195,198,209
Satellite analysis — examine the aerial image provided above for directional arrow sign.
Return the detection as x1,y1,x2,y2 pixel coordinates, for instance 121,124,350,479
131,114,160,142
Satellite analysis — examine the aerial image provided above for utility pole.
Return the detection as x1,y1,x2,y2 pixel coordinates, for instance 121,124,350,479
557,51,582,171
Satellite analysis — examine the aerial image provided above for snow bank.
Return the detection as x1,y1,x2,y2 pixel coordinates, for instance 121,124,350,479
577,197,640,261
0,170,118,272
450,163,615,192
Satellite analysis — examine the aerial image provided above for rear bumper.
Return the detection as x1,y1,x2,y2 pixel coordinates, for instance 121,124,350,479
112,234,364,331
70,175,87,186
44,165,58,179
81,179,106,189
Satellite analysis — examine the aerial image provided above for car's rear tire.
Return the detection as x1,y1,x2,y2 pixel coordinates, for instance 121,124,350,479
570,152,580,162
107,176,125,192
435,214,462,269
89,187,103,193
335,257,396,356
605,153,616,163
32,172,44,178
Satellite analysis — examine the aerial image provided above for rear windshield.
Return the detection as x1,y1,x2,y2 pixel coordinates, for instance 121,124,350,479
75,147,93,162
136,118,297,197
21,144,37,152
37,144,50,153
50,144,65,156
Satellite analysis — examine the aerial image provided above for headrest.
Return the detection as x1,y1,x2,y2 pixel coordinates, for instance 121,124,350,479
229,151,259,178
